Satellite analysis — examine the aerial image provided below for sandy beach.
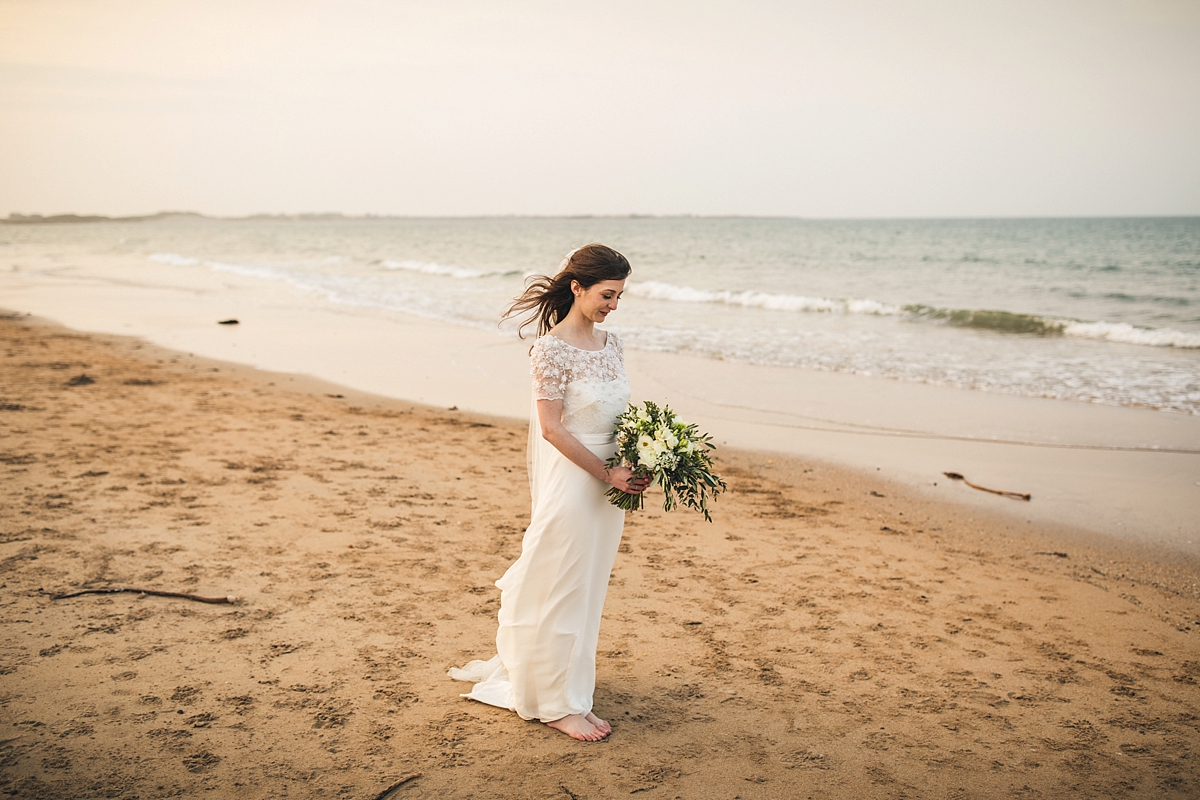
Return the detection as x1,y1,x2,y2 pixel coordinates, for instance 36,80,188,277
2,311,1199,798
4,252,1198,558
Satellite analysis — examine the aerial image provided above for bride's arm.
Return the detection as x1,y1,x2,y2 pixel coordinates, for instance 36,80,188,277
536,399,648,494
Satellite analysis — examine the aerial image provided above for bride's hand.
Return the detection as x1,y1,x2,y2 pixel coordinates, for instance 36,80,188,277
606,466,651,494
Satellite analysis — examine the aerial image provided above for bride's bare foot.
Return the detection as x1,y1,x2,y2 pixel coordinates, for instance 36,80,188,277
546,713,606,742
585,711,611,735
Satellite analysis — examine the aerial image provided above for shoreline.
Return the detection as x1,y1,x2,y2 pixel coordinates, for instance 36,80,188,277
5,309,1197,587
2,311,1199,798
3,249,1198,555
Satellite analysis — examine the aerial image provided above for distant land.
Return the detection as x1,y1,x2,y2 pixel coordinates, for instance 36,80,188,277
1,212,360,224
1,212,673,224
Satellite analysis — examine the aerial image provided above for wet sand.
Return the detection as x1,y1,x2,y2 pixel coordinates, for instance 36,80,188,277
2,312,1199,799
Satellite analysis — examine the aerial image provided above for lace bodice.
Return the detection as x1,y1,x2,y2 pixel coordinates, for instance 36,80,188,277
531,332,631,435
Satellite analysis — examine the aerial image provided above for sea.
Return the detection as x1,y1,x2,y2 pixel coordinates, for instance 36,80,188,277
5,215,1199,414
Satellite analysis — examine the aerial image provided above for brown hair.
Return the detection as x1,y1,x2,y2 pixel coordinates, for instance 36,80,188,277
503,243,631,339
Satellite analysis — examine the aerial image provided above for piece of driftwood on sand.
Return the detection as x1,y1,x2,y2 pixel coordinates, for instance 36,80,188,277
943,471,1032,501
48,586,238,604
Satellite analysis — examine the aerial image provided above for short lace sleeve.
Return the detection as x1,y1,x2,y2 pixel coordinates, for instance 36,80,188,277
608,331,624,362
530,337,568,400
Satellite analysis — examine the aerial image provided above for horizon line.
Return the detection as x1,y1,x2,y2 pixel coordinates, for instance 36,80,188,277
4,210,1200,225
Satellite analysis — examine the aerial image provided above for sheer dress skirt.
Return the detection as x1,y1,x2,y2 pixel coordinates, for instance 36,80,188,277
448,432,623,722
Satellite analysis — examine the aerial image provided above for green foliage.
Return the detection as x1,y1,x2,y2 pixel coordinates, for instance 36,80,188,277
604,400,727,522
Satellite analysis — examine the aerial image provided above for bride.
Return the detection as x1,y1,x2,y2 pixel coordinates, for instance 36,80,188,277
449,244,649,742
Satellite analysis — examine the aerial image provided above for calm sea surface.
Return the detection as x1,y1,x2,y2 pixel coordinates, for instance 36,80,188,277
5,216,1199,413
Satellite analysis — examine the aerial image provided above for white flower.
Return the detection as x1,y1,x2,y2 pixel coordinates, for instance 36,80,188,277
636,434,657,467
661,428,679,448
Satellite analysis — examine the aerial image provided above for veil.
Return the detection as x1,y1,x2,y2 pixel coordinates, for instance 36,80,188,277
527,395,544,508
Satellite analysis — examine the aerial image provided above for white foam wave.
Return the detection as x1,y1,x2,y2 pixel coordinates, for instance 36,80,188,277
626,280,902,316
380,259,519,279
149,252,199,267
1064,320,1200,349
148,254,1200,354
147,252,502,331
628,279,1200,350
150,252,287,282
381,259,485,279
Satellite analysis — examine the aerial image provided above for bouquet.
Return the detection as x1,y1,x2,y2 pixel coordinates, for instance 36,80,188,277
605,401,727,522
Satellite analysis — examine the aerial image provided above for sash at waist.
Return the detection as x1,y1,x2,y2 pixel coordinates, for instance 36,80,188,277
571,431,617,445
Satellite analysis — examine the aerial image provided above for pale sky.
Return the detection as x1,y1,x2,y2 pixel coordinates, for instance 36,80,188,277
1,0,1197,218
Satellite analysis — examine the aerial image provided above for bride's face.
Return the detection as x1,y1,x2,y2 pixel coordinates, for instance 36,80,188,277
573,279,626,324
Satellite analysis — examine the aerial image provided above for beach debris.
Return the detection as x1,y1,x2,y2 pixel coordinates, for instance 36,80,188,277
1034,551,1069,558
372,773,422,800
66,373,94,386
870,491,885,497
942,472,1031,501
217,318,239,325
48,587,237,604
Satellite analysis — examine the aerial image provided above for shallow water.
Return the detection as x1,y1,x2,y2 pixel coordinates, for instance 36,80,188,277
4,215,1198,412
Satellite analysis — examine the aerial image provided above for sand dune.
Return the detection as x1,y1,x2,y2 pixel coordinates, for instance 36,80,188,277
1,313,1198,799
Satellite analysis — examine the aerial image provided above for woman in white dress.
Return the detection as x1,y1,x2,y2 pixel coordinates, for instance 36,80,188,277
449,244,649,742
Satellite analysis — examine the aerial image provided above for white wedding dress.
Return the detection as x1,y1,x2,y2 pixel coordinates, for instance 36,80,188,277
449,331,630,722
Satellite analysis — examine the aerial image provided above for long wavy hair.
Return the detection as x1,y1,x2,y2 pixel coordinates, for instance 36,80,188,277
503,243,631,339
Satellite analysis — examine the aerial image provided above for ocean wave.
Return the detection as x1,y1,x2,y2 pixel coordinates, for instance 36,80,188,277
149,252,288,282
149,252,200,267
907,306,1200,346
1062,321,1200,348
904,306,1065,336
380,259,519,279
147,252,507,331
628,279,1200,348
626,280,902,315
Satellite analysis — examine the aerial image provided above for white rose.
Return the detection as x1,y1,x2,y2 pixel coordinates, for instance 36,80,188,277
636,434,656,467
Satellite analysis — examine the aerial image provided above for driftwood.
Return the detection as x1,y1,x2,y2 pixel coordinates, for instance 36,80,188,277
49,587,237,604
943,472,1031,501
372,774,422,800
